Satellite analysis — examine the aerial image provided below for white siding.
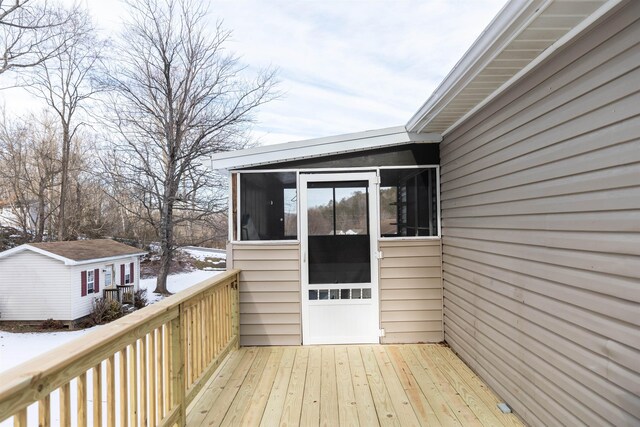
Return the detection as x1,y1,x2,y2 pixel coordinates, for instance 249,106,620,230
439,4,640,426
0,251,71,321
70,256,141,320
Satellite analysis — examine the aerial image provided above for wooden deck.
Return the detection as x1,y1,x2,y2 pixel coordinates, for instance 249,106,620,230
187,344,524,426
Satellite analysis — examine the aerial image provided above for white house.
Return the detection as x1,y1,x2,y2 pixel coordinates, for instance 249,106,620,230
0,239,146,323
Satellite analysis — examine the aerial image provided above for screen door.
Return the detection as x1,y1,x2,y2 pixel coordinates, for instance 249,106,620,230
300,172,379,344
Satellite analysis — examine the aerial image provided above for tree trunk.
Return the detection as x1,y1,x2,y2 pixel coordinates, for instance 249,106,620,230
155,210,174,295
155,175,178,295
35,179,47,242
58,124,70,241
156,242,172,295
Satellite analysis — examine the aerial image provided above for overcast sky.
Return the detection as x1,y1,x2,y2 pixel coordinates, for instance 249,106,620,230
1,0,508,146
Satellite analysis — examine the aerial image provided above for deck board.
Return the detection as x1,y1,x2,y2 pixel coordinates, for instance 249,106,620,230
187,344,525,427
279,347,309,426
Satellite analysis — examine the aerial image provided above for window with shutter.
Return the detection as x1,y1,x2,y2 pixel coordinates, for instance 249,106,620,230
87,270,95,293
124,263,131,284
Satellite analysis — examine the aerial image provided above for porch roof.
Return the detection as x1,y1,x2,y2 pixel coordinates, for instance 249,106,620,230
210,126,441,171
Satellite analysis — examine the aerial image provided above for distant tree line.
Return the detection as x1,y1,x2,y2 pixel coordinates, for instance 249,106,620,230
307,190,368,236
0,0,278,293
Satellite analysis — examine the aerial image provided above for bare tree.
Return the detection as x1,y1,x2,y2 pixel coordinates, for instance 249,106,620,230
0,113,61,241
103,0,277,294
0,0,75,75
27,8,104,240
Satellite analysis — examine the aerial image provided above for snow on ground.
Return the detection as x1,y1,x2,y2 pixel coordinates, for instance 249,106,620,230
180,246,226,260
180,246,226,268
0,268,223,426
0,327,98,373
140,269,222,303
0,270,222,374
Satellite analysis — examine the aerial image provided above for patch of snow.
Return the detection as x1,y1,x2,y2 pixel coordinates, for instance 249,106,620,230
180,246,226,261
0,327,99,374
139,269,222,303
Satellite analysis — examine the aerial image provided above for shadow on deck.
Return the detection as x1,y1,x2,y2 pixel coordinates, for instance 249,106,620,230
187,344,524,426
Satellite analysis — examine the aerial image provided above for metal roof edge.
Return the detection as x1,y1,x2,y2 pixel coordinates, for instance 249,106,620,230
210,126,441,171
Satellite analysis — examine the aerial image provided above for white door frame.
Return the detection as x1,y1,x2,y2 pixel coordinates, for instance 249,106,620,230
300,171,380,345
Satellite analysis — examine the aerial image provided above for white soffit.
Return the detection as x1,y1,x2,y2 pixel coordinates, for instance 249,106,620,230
210,126,441,171
406,0,619,136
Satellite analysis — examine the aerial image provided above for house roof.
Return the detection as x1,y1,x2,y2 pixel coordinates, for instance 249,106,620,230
211,0,620,170
0,239,146,266
210,126,441,171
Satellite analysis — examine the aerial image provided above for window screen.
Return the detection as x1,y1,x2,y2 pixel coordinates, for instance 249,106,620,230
306,181,370,284
240,172,297,240
380,168,438,237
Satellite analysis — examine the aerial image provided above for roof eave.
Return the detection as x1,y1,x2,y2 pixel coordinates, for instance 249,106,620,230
68,252,147,266
406,0,627,136
406,0,534,133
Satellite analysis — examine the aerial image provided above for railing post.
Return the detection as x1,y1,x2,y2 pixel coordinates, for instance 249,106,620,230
231,272,240,348
171,311,186,426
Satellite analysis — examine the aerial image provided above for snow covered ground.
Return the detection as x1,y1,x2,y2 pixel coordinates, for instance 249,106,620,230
139,269,222,303
179,246,226,270
0,270,222,374
0,269,222,426
180,246,226,260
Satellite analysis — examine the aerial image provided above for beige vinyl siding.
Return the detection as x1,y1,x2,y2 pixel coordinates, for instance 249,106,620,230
439,4,640,427
0,251,71,321
379,239,443,343
228,242,301,346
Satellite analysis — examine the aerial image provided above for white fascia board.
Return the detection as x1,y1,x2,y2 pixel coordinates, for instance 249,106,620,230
210,126,441,171
0,244,146,266
406,0,546,133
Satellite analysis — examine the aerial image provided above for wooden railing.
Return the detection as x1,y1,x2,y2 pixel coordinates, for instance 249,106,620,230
0,269,240,427
118,285,135,304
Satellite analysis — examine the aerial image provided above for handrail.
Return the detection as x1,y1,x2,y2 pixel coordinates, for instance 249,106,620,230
0,269,240,426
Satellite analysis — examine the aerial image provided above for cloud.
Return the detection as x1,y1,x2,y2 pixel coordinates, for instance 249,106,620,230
208,0,508,144
0,0,508,146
